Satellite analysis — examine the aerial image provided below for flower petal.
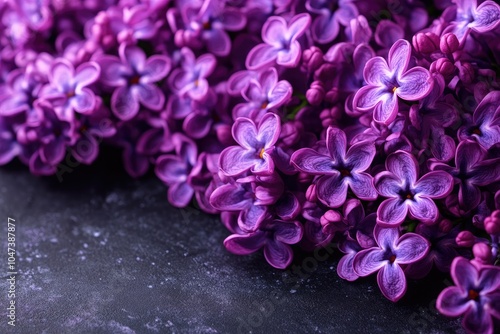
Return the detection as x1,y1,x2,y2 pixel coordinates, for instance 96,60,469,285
353,248,386,276
395,233,429,264
349,173,378,201
470,0,500,33
345,140,375,172
373,92,398,124
415,171,454,198
273,220,303,244
168,181,194,207
276,40,301,68
155,155,187,185
397,67,433,101
326,126,347,162
246,43,278,70
142,55,171,83
408,196,439,223
388,39,411,78
462,303,492,334
74,62,100,89
224,232,267,255
291,148,335,175
219,146,257,176
377,264,407,302
111,86,139,121
374,171,403,197
239,204,267,232
386,150,418,185
134,84,165,111
364,57,391,86
264,240,294,269
232,117,259,149
374,226,400,250
436,286,471,317
257,113,280,148
316,173,348,208
209,183,249,211
353,85,387,111
377,197,408,226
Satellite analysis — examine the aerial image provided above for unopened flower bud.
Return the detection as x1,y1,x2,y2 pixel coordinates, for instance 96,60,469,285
472,243,493,265
484,210,500,235
456,231,475,247
302,46,324,72
320,210,342,234
440,33,460,54
306,81,325,106
280,122,301,147
458,62,474,84
305,183,317,202
430,58,455,79
412,32,440,54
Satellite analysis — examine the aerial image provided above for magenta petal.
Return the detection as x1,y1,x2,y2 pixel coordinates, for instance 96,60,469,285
239,204,267,231
74,61,100,89
276,40,301,68
456,140,485,172
29,151,56,175
338,252,359,281
414,171,453,198
395,233,429,264
388,39,411,77
479,267,500,294
246,43,278,70
122,146,149,178
111,86,139,120
386,150,418,185
459,182,481,212
209,184,249,211
291,148,335,175
374,226,400,250
262,16,287,46
377,264,407,302
224,232,267,255
72,88,96,114
453,258,479,291
232,117,258,149
326,126,347,162
470,0,500,33
273,221,303,244
346,141,375,172
219,146,257,176
312,13,339,44
72,136,98,164
155,155,186,184
377,197,408,226
134,84,164,111
353,248,385,276
374,171,403,197
257,113,280,147
353,85,386,110
50,60,72,88
316,173,348,208
264,240,293,269
397,67,433,101
206,29,231,56
373,93,398,125
40,140,65,165
437,286,470,317
364,57,391,86
349,173,377,201
462,304,492,334
168,181,193,207
408,196,438,223
142,55,171,83
121,45,146,72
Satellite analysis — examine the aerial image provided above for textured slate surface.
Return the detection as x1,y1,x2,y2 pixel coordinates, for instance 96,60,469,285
0,148,464,334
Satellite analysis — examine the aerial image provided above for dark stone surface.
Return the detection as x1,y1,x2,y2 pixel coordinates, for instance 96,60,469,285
0,148,464,334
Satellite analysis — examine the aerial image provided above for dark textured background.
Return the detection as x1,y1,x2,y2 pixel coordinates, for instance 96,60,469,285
0,147,464,333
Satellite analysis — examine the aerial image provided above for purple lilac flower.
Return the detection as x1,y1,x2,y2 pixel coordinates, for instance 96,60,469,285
305,0,358,44
224,219,303,269
232,67,292,120
167,0,246,56
40,59,100,120
209,173,284,232
219,112,281,177
436,257,500,334
374,150,454,226
98,44,171,120
168,47,216,102
291,127,377,208
353,226,430,301
246,13,311,70
155,134,198,208
458,91,500,150
0,69,45,118
443,0,500,42
0,116,20,165
106,4,159,45
353,39,434,124
431,140,500,213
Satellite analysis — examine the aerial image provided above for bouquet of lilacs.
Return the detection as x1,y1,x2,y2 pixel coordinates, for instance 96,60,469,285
1,0,500,332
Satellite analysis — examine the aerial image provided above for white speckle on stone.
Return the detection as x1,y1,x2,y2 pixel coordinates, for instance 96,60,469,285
83,243,88,248
290,289,297,294
147,285,153,289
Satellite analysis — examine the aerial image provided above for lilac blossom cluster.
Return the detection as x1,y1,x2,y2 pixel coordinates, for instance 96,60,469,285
0,1,499,332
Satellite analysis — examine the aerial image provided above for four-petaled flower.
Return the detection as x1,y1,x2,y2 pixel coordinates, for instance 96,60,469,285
219,113,281,176
437,257,500,334
41,59,100,120
353,226,430,302
246,13,311,70
353,39,434,125
224,219,303,269
291,127,377,208
98,44,171,120
374,150,453,226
